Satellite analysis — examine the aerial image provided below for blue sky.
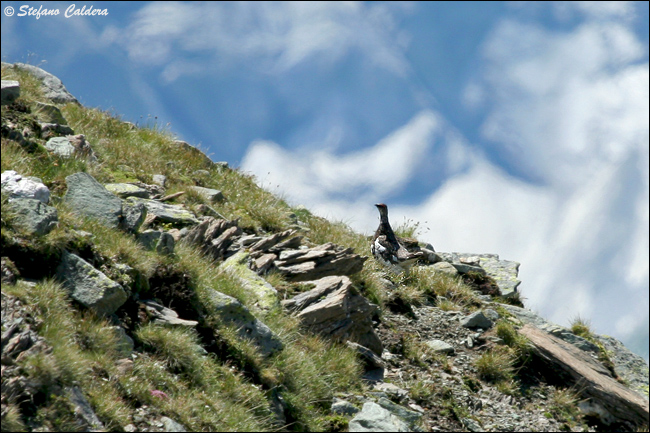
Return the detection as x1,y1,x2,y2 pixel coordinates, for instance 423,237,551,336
2,1,648,361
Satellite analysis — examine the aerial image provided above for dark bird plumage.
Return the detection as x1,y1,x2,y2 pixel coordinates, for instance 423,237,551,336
371,203,424,273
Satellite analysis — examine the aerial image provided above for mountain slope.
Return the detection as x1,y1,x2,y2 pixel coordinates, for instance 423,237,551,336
1,63,648,432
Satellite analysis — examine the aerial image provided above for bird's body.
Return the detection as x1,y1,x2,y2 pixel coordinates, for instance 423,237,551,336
371,203,424,273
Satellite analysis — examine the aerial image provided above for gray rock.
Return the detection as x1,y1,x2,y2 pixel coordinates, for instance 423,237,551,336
347,341,386,369
1,170,50,203
56,251,128,316
349,401,411,432
5,198,58,236
142,300,198,327
139,230,175,255
121,197,147,233
190,186,224,203
184,217,241,259
332,398,360,416
425,339,455,355
64,172,123,228
1,80,20,105
105,183,150,199
13,63,78,104
45,137,76,158
293,276,382,355
430,261,458,276
452,263,487,275
108,326,134,357
128,197,199,226
437,252,521,297
596,335,649,400
33,101,67,124
65,386,105,431
152,174,167,188
203,289,283,357
161,417,187,432
376,397,423,428
461,311,494,329
499,304,600,352
174,140,214,168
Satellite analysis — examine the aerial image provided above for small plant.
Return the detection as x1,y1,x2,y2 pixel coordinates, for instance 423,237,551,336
475,346,515,383
570,316,592,339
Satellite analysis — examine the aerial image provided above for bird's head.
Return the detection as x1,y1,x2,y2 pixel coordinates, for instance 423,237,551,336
375,203,389,217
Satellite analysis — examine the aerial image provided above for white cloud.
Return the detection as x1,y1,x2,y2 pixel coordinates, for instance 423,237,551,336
103,1,412,81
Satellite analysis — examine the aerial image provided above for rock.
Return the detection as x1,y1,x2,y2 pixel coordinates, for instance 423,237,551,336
5,198,58,236
425,339,455,355
220,251,279,315
203,289,283,357
65,386,105,431
347,341,387,370
33,101,67,124
293,276,382,355
348,401,411,432
128,197,199,226
275,242,366,282
452,262,486,275
152,174,167,188
498,304,600,353
13,63,78,104
44,135,96,160
1,170,50,203
108,326,134,357
374,384,410,403
520,324,649,428
190,186,224,203
139,230,175,255
39,122,75,139
437,252,521,297
64,172,123,228
44,137,76,158
332,398,360,416
142,300,198,327
161,417,187,432
461,311,494,329
121,197,147,233
376,397,423,428
1,257,19,285
174,140,213,168
183,217,241,259
249,229,298,253
1,80,20,105
281,275,348,311
596,335,649,400
105,183,150,199
56,251,128,316
430,261,458,276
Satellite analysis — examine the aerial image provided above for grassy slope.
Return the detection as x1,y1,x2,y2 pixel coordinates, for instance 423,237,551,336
1,64,603,432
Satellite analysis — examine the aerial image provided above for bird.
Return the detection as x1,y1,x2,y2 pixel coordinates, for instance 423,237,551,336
371,203,424,273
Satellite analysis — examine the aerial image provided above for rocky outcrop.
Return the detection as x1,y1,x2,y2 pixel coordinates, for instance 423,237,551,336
220,251,280,315
275,242,367,281
45,135,96,161
12,63,78,104
183,216,242,259
437,252,521,297
521,324,649,428
284,276,382,355
128,197,199,227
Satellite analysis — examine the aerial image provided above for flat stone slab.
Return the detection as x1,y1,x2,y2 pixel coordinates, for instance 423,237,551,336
349,401,411,432
128,197,199,226
425,339,455,355
105,183,150,199
437,252,521,297
190,186,224,203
